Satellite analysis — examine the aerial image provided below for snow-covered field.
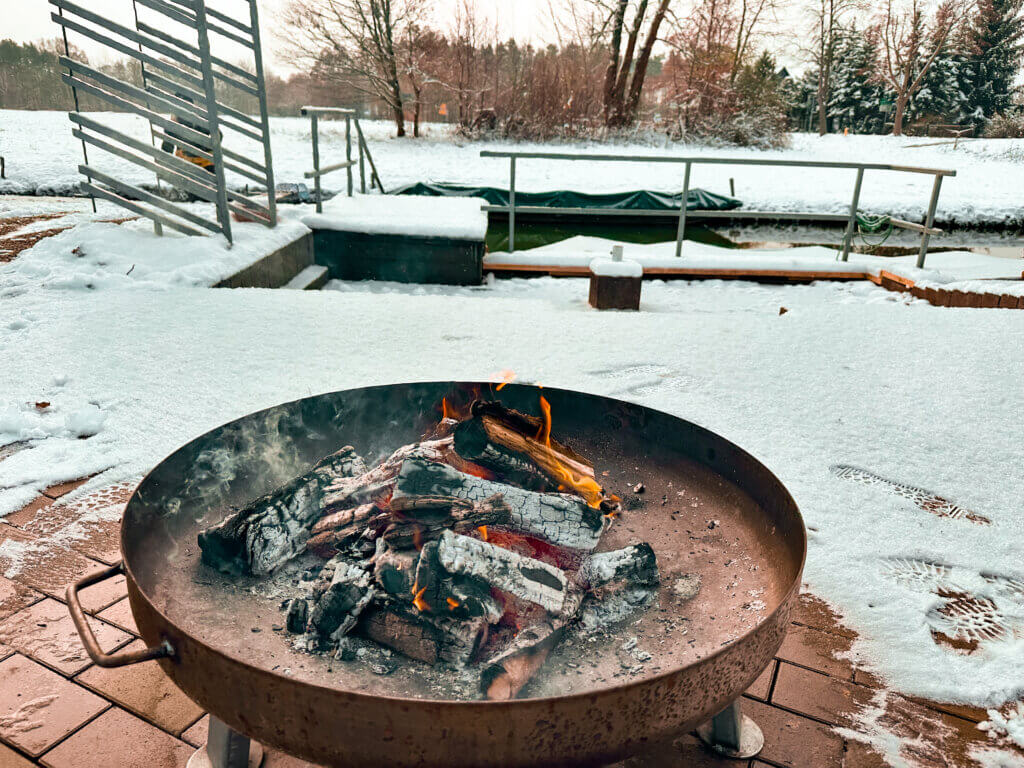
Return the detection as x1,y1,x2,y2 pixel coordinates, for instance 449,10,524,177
3,109,1024,227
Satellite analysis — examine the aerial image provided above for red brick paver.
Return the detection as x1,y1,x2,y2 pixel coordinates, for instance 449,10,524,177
0,655,108,757
0,486,1020,768
0,599,131,676
75,641,205,735
38,708,193,768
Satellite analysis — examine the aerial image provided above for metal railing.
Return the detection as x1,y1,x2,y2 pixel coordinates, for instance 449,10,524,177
301,106,384,213
51,0,276,243
480,151,956,268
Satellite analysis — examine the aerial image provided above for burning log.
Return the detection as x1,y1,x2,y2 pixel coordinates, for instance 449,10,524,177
434,530,569,614
198,446,366,576
372,542,419,597
480,544,659,700
381,494,511,549
359,604,489,666
479,620,564,700
454,401,619,513
320,436,485,512
306,503,380,558
308,556,376,641
392,457,608,551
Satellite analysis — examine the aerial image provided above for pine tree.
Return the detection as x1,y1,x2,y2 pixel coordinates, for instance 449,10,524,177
964,0,1024,123
910,13,972,124
827,24,888,133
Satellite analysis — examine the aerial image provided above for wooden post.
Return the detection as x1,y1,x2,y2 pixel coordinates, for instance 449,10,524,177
917,175,943,269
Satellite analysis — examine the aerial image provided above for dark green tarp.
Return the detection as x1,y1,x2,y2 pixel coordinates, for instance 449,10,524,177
392,181,742,212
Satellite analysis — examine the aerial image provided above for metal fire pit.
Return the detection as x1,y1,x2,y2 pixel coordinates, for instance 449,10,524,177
67,382,805,768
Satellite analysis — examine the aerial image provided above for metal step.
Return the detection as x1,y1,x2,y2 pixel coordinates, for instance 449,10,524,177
283,264,330,290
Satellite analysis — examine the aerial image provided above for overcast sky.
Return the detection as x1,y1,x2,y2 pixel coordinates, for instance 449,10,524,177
0,0,561,71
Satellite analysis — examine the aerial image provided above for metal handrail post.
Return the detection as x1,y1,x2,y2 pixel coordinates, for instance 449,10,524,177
358,118,366,194
247,0,276,225
509,156,517,253
311,113,322,213
194,0,232,243
675,161,691,258
916,174,943,268
841,167,865,261
345,114,353,197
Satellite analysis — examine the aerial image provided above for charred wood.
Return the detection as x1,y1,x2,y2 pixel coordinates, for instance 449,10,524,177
306,503,380,558
382,494,511,549
198,446,366,576
581,543,659,590
392,457,608,551
435,530,569,614
308,556,376,641
358,604,489,666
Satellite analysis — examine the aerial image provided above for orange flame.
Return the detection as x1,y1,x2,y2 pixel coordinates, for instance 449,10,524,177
446,597,460,610
477,525,489,541
535,395,606,509
412,526,424,551
441,396,452,420
489,369,517,391
412,582,430,612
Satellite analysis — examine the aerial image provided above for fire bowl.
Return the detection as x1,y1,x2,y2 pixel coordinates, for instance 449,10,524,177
73,382,805,767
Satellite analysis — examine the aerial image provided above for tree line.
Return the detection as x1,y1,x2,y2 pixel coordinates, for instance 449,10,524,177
2,0,1022,144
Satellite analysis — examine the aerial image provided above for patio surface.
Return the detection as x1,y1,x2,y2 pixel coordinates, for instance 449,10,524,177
1,472,1019,768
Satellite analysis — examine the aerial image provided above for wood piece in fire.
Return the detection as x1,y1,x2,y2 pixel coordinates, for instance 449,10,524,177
480,544,659,700
435,530,569,614
359,604,489,666
308,556,376,641
197,446,366,576
392,457,608,551
382,494,511,549
306,503,380,558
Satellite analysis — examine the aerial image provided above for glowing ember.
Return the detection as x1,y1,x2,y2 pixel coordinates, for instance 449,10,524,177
447,597,460,610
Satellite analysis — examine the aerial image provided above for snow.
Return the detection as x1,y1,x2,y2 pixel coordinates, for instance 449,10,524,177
0,208,310,293
301,193,488,240
982,703,1024,749
2,239,1024,718
590,257,643,278
5,110,1024,226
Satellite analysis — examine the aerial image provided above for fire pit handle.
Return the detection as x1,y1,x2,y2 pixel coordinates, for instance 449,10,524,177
66,563,175,668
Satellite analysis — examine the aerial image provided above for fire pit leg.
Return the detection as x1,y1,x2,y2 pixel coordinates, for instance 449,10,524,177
696,699,764,759
187,716,264,768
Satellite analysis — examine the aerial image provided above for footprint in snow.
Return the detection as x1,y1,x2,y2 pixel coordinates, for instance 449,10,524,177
588,363,699,397
880,557,1024,654
830,464,990,524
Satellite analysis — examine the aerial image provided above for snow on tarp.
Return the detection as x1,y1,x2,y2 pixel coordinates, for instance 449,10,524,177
392,181,742,212
590,257,643,278
301,193,488,240
0,208,311,293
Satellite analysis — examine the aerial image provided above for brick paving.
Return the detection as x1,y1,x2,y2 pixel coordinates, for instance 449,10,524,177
0,479,1021,767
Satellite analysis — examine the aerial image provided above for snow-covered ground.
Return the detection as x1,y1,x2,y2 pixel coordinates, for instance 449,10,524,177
2,210,1024,731
3,109,1024,227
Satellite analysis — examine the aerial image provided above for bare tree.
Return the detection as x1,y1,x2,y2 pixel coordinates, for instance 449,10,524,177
802,0,861,134
730,0,779,81
872,0,966,135
581,0,674,127
280,0,425,136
